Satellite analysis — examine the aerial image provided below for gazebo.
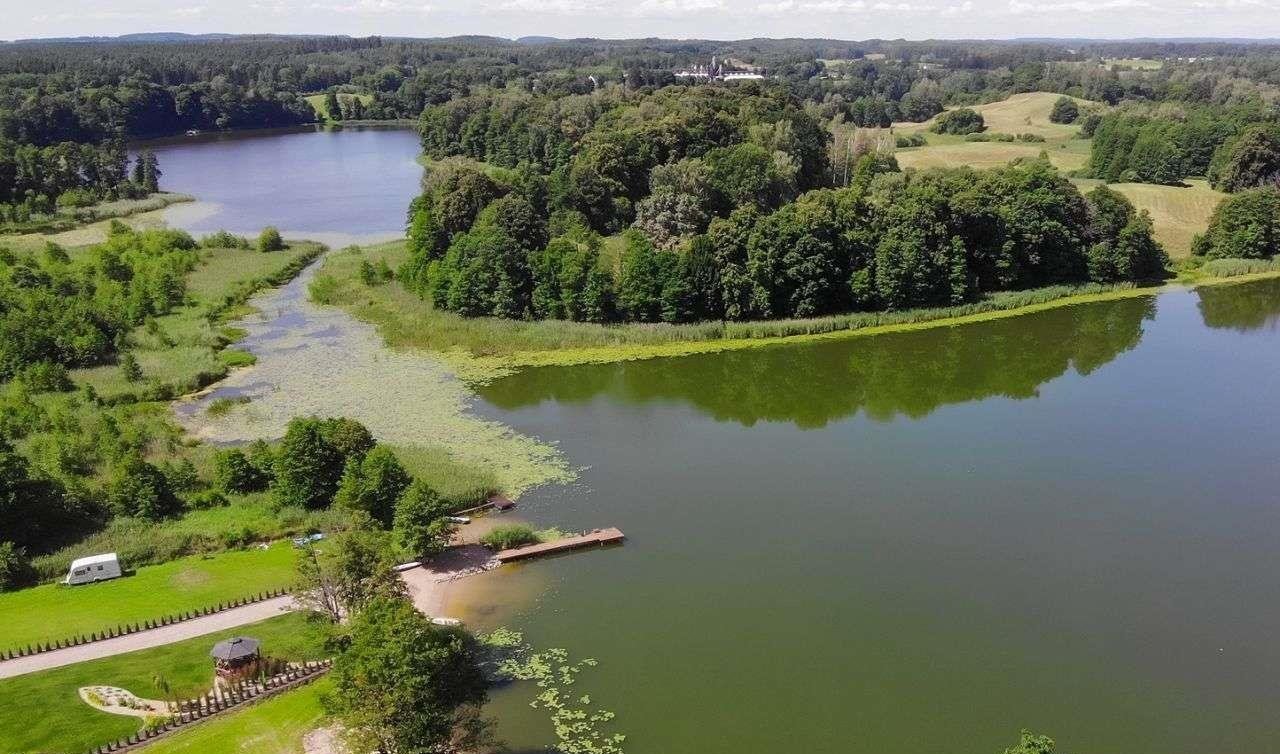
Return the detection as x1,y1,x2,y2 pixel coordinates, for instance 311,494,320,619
210,636,261,679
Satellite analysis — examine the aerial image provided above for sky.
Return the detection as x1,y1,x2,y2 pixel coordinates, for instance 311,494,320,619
3,0,1279,42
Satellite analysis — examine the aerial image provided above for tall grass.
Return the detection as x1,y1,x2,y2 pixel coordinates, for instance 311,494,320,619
71,242,323,402
1200,257,1280,279
312,241,1149,369
384,443,499,506
0,193,193,235
30,498,352,581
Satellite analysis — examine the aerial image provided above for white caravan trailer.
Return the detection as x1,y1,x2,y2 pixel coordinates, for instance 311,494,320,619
65,553,122,585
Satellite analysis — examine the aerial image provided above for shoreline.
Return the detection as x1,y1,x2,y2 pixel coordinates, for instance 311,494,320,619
317,241,1280,381
469,270,1280,373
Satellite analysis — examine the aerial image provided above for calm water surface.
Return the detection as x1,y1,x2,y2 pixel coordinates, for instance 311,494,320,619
142,126,421,245
148,130,1280,753
473,281,1280,754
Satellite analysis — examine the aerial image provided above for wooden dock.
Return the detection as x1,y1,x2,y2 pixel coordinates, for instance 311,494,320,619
495,528,625,563
454,494,517,518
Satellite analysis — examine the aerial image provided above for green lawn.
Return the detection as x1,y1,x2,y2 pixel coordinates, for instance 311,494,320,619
140,679,331,754
0,613,327,754
0,543,296,652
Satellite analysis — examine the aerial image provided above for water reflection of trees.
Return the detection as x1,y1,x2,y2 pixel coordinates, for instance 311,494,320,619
1196,278,1280,333
481,296,1157,429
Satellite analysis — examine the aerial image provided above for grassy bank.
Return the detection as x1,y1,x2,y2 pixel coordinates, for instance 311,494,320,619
0,192,193,237
138,679,331,754
0,543,297,651
313,242,1280,376
71,241,324,403
0,613,326,754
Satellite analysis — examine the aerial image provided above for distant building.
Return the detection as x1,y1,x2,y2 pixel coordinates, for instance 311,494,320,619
675,56,765,82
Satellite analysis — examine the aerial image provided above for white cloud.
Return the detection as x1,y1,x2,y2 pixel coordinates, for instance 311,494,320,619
756,0,949,12
1008,0,1151,11
318,0,433,13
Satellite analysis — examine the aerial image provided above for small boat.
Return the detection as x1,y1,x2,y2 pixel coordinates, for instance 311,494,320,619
185,129,201,136
445,516,471,525
431,617,463,627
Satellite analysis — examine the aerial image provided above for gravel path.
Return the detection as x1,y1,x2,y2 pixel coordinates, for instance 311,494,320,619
0,595,296,679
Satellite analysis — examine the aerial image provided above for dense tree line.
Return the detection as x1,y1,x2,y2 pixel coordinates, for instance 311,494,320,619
8,34,1279,147
1086,102,1280,187
0,139,161,225
1193,186,1280,259
400,149,1167,326
0,224,198,380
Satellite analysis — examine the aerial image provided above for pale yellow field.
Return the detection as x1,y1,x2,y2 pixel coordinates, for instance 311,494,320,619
1072,178,1225,258
896,139,1091,172
897,92,1098,140
883,92,1219,259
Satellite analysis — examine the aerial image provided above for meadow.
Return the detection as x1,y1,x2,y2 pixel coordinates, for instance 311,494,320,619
0,613,326,754
891,92,1095,173
1070,178,1224,258
303,92,373,121
0,543,297,651
889,92,1223,258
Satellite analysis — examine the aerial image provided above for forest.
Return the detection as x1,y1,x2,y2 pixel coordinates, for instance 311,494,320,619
402,82,1168,325
4,33,1280,223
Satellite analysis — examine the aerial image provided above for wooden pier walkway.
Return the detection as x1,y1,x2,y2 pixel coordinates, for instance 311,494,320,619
496,528,625,563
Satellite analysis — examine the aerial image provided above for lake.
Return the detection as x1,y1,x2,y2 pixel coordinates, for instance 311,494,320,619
474,280,1280,754
148,129,1280,754
141,126,422,246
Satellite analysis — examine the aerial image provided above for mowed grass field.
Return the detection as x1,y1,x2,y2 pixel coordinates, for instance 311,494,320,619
139,679,330,754
0,543,296,651
1072,178,1225,258
0,613,326,754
